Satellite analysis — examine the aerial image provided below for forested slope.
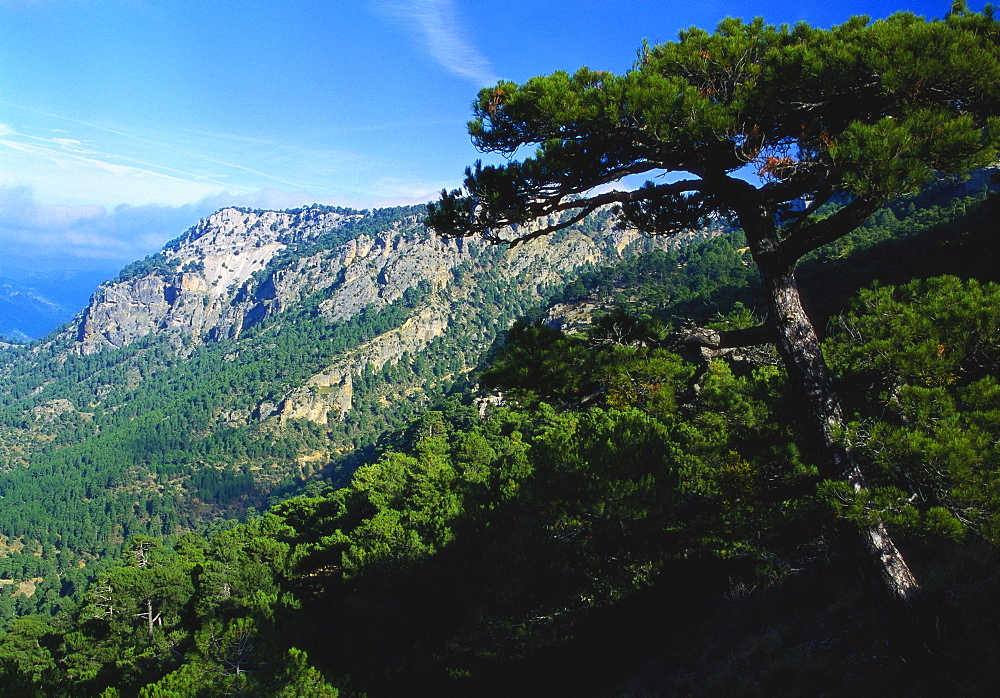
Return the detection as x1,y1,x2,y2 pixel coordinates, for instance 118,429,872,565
1,1,997,690
0,179,995,695
0,203,678,622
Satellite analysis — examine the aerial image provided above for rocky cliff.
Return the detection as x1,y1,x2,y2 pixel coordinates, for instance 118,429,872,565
70,206,676,358
0,202,692,558
73,208,347,353
62,204,665,425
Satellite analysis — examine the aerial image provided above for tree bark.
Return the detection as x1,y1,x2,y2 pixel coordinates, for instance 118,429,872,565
735,188,925,648
761,263,923,622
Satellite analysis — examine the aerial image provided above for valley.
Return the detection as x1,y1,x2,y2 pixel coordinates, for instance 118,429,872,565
0,6,997,694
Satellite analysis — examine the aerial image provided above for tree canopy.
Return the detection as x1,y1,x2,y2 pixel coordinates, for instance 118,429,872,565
428,10,998,250
427,7,1000,648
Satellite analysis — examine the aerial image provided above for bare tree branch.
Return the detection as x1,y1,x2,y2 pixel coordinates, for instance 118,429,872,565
671,323,774,352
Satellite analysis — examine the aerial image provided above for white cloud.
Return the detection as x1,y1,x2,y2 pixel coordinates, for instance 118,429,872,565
0,183,441,277
0,185,205,266
0,133,233,207
378,0,498,85
51,137,89,153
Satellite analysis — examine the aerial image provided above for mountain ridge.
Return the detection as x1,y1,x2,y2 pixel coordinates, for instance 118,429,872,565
0,202,687,575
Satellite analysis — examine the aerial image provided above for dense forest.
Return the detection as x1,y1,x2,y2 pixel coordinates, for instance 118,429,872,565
1,5,998,693
1,199,683,633
0,172,995,694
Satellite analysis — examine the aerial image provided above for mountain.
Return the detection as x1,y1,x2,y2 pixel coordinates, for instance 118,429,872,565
0,279,73,342
0,269,116,342
0,203,697,592
0,182,996,695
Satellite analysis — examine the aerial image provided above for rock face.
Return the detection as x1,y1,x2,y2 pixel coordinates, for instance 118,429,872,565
62,204,666,423
274,304,451,425
72,208,480,355
74,208,344,353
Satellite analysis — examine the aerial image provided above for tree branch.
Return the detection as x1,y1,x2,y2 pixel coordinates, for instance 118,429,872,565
496,205,602,246
464,179,711,246
510,160,666,207
779,187,834,229
759,172,828,206
778,196,882,265
672,323,774,351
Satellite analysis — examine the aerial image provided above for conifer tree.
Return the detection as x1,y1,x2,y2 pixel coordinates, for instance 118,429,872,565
427,9,1000,640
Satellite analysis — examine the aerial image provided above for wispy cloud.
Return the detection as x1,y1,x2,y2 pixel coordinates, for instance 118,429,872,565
0,115,239,206
1,135,224,187
377,0,498,86
1,104,439,208
0,185,210,267
0,181,444,278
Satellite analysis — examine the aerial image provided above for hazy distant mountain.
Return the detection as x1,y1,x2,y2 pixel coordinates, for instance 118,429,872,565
0,280,61,341
0,269,114,340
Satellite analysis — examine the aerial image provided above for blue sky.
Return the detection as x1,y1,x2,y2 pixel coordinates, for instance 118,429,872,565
0,0,964,278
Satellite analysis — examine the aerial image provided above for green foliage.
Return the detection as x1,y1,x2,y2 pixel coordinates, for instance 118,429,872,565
275,256,997,691
0,282,435,566
111,254,180,285
4,193,1000,694
427,17,998,653
0,20,998,688
0,617,58,683
260,326,828,688
0,515,325,695
480,316,693,415
546,232,761,325
0,202,627,600
429,11,999,244
825,276,1000,543
1,184,982,631
827,275,1000,390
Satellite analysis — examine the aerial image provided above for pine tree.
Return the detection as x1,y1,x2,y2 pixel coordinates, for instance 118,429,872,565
426,9,1000,645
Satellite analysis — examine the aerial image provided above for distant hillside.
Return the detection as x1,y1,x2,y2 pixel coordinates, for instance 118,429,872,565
0,269,114,341
0,202,695,610
1,279,74,342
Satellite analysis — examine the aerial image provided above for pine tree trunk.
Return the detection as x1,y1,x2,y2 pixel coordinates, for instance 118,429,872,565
759,258,924,644
722,176,927,644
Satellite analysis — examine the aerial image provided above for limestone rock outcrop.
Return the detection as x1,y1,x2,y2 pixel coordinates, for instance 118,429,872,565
62,204,668,423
